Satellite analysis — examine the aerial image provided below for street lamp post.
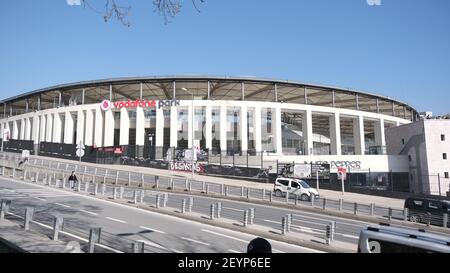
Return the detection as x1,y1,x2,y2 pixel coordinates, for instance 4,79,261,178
182,88,195,179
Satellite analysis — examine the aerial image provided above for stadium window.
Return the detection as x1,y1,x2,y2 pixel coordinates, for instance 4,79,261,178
401,138,405,145
445,172,449,179
443,153,447,160
441,134,446,141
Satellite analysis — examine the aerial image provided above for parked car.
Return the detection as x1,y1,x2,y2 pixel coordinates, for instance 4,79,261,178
273,177,319,201
358,223,450,253
404,196,450,226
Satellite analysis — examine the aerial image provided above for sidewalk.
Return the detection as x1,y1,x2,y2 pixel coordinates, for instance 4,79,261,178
6,152,405,209
0,219,82,253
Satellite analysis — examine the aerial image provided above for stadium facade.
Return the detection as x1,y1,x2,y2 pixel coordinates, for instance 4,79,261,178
0,76,419,192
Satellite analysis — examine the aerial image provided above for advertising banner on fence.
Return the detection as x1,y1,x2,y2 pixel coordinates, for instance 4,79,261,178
293,164,311,179
170,161,205,173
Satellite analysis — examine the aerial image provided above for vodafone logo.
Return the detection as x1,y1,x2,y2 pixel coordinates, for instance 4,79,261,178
101,100,112,111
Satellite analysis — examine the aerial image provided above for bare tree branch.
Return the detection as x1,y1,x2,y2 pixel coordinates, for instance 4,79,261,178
80,0,205,26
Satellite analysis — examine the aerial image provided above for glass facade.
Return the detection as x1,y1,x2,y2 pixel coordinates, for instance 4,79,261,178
226,107,241,154
281,110,304,155
261,108,275,152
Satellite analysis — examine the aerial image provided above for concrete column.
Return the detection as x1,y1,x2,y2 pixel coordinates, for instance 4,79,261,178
46,114,53,142
135,107,145,146
155,107,164,147
103,109,115,147
330,113,342,155
52,113,62,143
20,119,25,140
94,107,103,147
85,109,94,146
170,106,178,148
64,112,74,144
205,105,212,150
374,118,386,147
302,109,313,155
220,105,227,153
188,104,194,149
76,110,85,146
39,115,46,142
254,106,262,152
273,107,282,154
25,118,32,140
32,117,39,154
12,120,18,140
119,108,129,146
353,115,365,155
240,106,248,153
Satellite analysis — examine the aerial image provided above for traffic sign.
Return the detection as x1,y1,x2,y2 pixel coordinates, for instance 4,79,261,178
76,143,86,150
76,149,85,157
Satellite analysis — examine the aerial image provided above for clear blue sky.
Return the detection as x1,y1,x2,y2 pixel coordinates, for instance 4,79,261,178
1,0,449,115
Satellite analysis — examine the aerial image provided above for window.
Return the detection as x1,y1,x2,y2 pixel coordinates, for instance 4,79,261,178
443,153,447,160
441,134,446,141
277,179,289,186
367,239,437,253
291,181,299,188
402,139,405,145
445,172,449,179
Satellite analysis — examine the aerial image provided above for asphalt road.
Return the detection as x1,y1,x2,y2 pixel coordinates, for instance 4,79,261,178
24,157,406,220
0,178,322,253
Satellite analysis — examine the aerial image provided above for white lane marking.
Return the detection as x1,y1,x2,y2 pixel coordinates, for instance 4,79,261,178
273,249,285,253
105,217,127,224
265,219,324,235
201,229,248,243
181,237,210,246
137,239,168,251
139,226,166,234
79,209,98,216
339,234,359,239
222,206,244,212
171,248,183,253
263,219,280,224
55,202,71,208
291,226,323,235
34,197,47,202
292,213,368,228
292,218,327,226
228,249,241,253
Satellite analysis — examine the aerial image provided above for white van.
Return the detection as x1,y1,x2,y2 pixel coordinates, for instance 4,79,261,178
273,177,319,201
358,224,450,253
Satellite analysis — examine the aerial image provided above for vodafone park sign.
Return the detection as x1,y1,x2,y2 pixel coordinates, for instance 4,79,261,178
101,99,180,111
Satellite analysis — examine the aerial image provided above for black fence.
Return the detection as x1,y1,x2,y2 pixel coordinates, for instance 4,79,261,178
1,139,34,154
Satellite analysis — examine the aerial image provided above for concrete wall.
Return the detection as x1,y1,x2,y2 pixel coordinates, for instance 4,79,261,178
386,119,450,196
423,120,450,195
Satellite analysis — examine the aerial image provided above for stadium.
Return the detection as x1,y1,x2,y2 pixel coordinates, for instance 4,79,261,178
0,76,418,193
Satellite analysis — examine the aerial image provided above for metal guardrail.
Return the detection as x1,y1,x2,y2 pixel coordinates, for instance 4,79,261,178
0,199,168,253
1,153,448,247
0,153,408,221
2,157,449,253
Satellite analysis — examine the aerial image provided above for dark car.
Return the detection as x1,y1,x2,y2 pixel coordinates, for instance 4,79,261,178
404,197,450,227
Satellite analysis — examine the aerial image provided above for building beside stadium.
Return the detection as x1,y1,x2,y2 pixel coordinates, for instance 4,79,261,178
0,76,420,193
